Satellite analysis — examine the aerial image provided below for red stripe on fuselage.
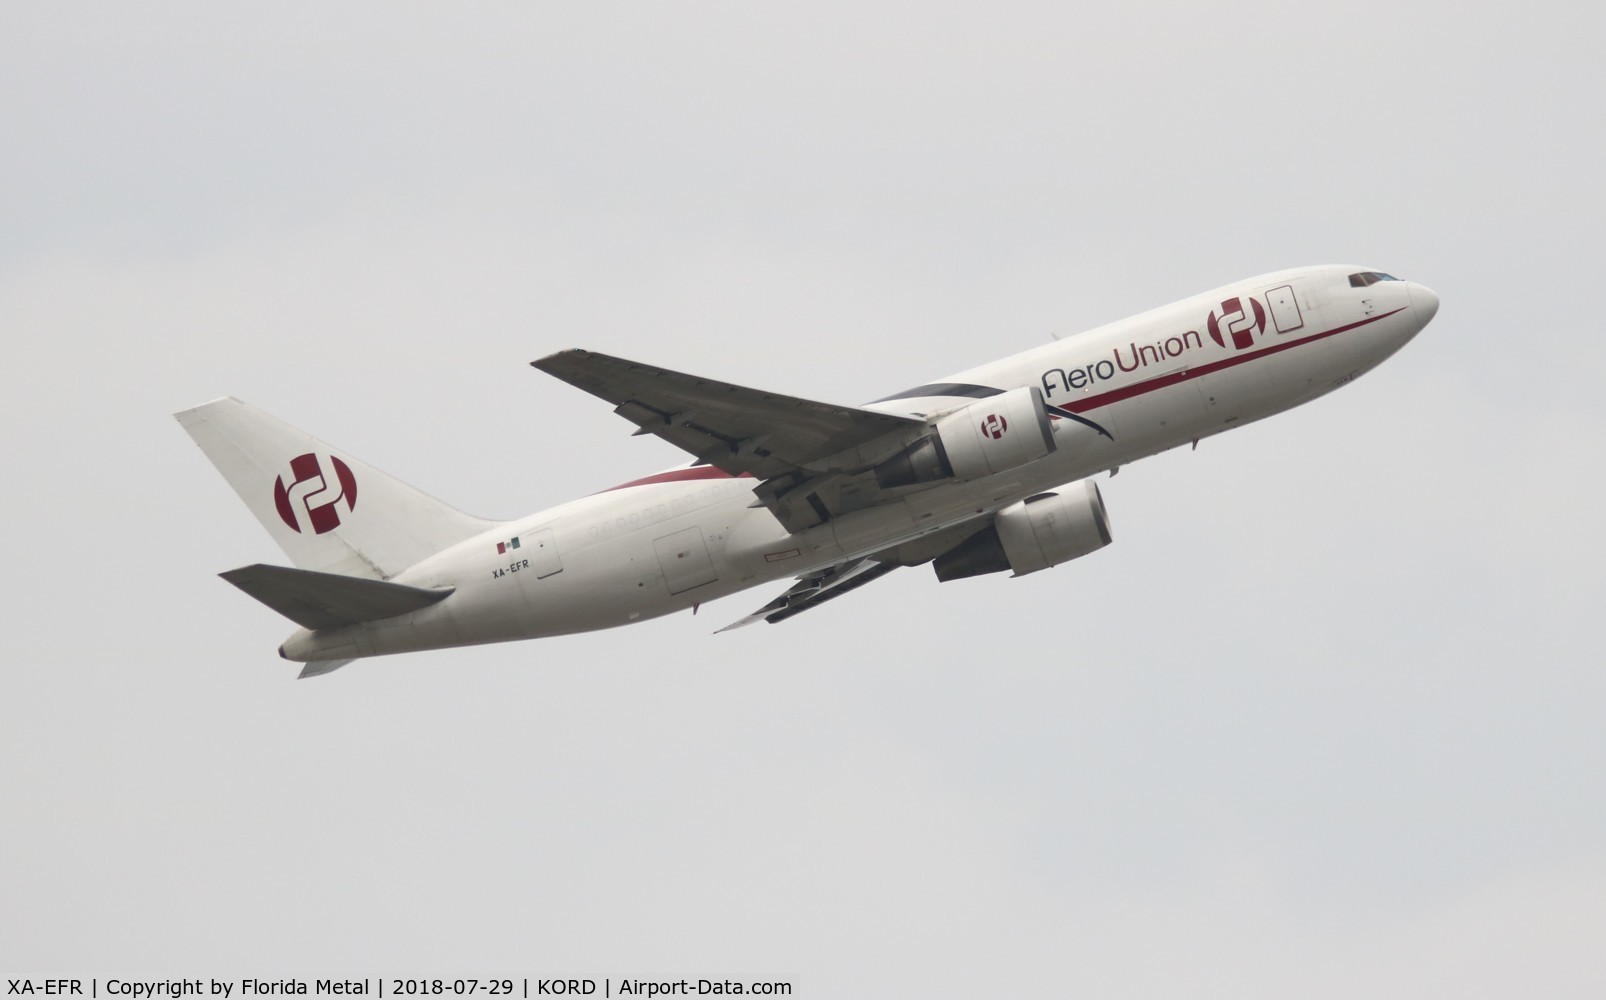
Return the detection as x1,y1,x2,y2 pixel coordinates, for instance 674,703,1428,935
601,465,748,493
601,308,1407,493
1059,307,1408,413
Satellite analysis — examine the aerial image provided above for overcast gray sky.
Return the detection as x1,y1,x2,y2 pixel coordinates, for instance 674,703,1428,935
4,2,1604,996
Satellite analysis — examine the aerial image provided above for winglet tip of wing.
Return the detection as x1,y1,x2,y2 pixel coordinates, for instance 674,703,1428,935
531,348,590,370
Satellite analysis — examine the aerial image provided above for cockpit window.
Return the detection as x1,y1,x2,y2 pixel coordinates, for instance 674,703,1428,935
1348,271,1400,287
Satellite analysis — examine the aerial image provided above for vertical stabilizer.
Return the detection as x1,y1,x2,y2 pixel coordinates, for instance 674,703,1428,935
175,397,499,579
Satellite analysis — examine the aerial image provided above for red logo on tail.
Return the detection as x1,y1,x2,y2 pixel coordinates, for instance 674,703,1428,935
273,453,357,534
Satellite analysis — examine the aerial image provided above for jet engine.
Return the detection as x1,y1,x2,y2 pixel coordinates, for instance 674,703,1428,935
933,480,1112,581
874,386,1056,489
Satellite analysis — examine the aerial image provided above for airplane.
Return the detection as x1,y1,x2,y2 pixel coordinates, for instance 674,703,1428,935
176,264,1438,678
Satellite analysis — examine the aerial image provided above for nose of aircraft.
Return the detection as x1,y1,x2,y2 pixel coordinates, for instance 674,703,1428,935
1409,282,1440,327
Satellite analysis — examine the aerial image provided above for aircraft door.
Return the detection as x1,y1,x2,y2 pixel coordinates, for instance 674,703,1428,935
1265,283,1305,334
522,526,563,579
654,526,718,595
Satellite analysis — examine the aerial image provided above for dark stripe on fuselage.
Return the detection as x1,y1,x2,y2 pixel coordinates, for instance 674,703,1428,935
869,381,1113,439
869,382,1005,404
1044,405,1115,439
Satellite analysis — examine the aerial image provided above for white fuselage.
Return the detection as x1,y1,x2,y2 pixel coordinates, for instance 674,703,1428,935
280,265,1437,662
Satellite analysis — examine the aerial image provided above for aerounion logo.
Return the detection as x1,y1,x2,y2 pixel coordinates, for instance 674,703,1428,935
1207,295,1268,351
981,413,1008,440
273,453,357,534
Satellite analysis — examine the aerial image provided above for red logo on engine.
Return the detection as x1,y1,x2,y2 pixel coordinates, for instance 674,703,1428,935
273,453,357,534
1206,296,1268,351
981,414,1008,440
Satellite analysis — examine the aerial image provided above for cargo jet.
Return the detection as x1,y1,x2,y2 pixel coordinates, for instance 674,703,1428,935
177,265,1438,677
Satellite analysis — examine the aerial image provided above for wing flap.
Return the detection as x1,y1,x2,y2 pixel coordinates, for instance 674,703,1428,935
717,559,900,632
221,563,453,631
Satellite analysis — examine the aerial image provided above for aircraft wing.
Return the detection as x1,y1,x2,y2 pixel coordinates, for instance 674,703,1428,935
714,516,993,631
716,559,901,632
533,349,928,530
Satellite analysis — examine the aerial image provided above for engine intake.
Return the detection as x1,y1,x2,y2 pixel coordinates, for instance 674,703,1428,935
934,480,1113,582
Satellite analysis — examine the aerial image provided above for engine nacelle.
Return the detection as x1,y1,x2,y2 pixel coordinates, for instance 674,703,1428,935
875,386,1055,489
933,480,1113,581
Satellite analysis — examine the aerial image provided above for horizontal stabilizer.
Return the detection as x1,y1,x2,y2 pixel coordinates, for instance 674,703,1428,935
221,563,453,631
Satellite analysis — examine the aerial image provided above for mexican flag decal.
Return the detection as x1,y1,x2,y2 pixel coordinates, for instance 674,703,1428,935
497,536,521,555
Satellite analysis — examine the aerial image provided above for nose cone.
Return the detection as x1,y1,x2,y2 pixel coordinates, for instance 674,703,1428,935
1410,282,1440,327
